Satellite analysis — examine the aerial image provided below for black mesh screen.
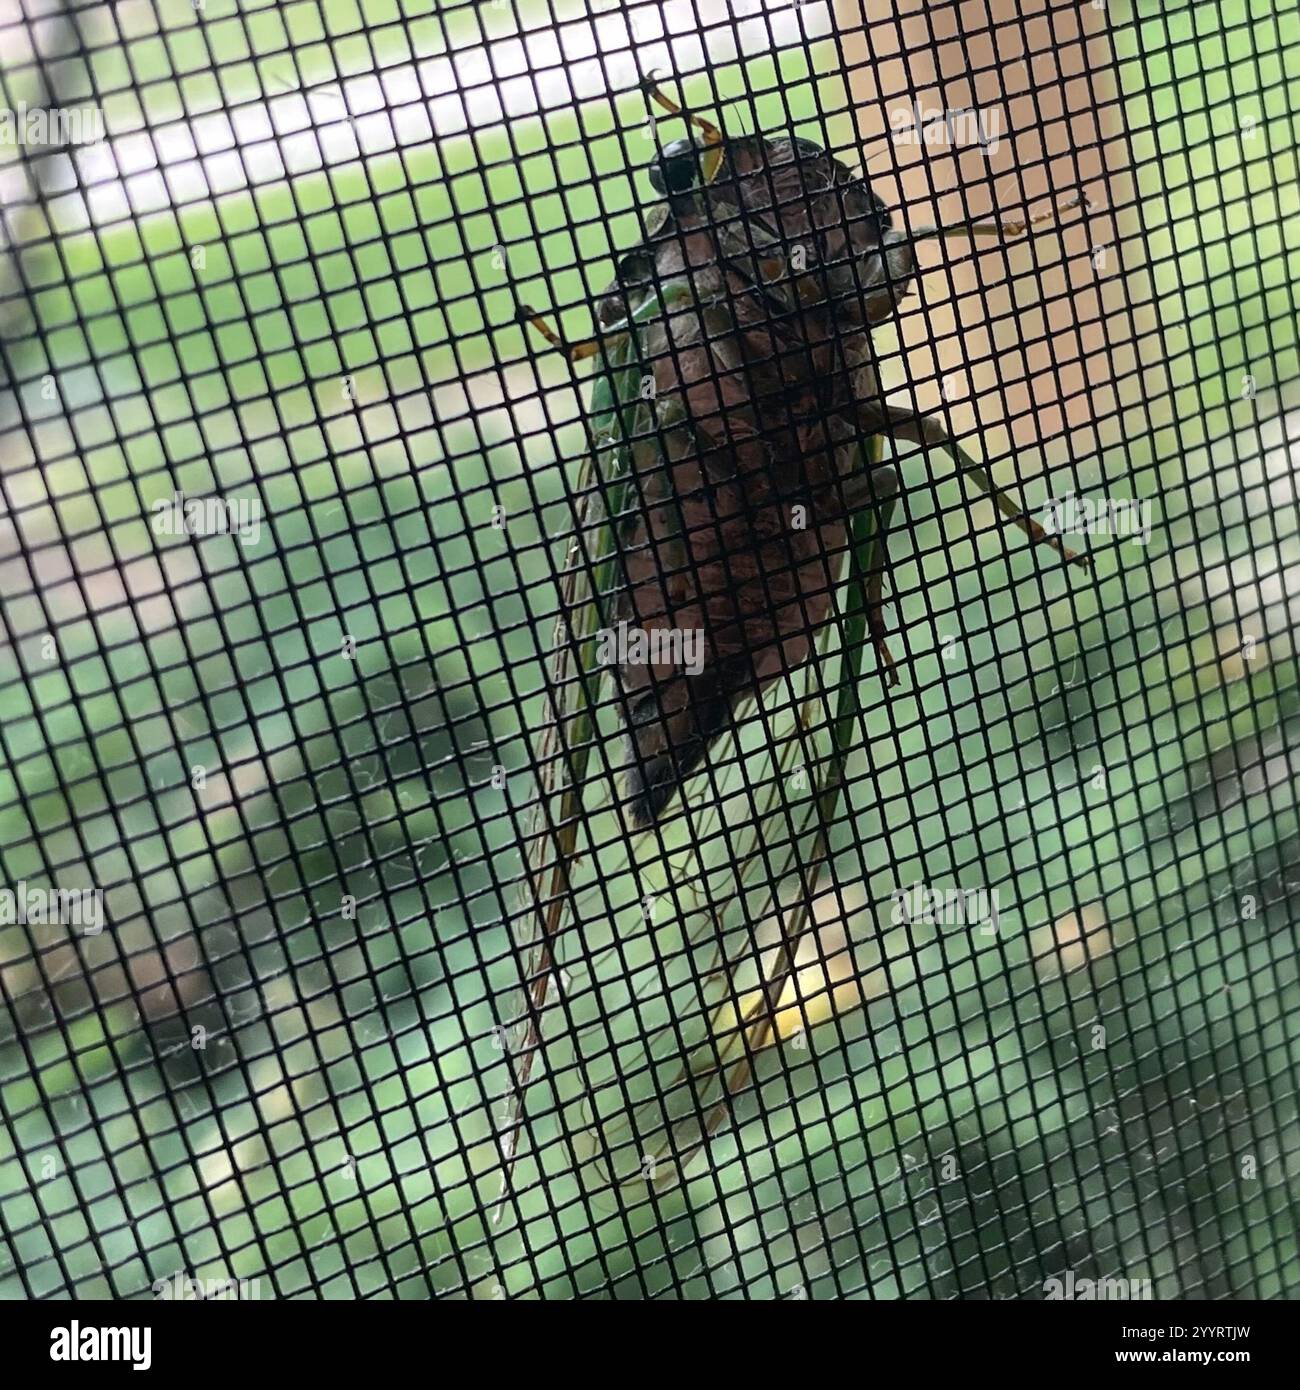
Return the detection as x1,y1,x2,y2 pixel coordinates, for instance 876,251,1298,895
1,0,1297,1301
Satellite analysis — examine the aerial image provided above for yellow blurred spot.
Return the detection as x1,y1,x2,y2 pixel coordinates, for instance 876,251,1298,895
1216,625,1265,683
1036,902,1111,977
722,883,886,1048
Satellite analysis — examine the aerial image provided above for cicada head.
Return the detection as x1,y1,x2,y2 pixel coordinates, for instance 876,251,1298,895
664,130,917,328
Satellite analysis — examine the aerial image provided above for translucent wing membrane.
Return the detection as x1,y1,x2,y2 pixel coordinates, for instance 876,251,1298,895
569,493,881,1196
495,287,685,1205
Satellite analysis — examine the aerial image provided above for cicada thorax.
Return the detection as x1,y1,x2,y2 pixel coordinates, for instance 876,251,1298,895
693,134,916,328
594,133,894,825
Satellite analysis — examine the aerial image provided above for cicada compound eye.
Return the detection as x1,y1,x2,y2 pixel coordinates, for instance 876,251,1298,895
648,136,703,196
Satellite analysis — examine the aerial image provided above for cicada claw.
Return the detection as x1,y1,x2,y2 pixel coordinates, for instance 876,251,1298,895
1000,193,1085,237
866,564,901,688
870,627,901,688
1048,536,1094,571
512,295,602,363
637,68,724,146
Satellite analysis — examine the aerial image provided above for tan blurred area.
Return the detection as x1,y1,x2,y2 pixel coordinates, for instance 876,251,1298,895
836,0,1165,473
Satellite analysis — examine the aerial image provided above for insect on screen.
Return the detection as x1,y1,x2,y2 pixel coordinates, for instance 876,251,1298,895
0,0,1297,1304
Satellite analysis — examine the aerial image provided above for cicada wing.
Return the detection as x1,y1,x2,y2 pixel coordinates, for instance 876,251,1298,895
501,245,881,1209
569,614,848,1195
525,271,872,1199
498,281,716,1208
495,324,652,1204
568,440,885,1198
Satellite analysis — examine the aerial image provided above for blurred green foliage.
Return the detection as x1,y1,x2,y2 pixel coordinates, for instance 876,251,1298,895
0,0,1297,1298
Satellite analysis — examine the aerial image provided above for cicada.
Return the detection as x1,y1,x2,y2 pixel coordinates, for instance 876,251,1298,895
496,74,1088,1215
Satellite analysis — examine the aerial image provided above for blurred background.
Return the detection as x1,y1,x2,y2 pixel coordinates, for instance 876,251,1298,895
0,0,1297,1298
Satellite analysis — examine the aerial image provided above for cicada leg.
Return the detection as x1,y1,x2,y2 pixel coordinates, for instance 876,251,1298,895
639,70,724,147
912,194,1085,242
823,462,902,684
513,299,604,363
638,70,726,185
858,404,1091,569
862,465,901,687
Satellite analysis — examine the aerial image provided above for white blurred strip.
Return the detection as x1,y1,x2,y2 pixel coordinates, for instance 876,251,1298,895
1,0,832,236
424,0,832,134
